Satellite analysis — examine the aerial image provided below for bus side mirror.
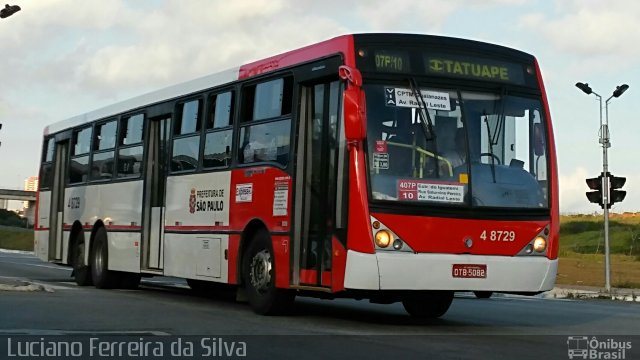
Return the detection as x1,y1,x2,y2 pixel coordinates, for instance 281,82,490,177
339,66,366,141
533,123,545,156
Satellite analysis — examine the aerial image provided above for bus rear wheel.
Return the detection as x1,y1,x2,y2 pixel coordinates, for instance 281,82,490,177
72,231,92,286
90,227,121,289
402,291,454,318
241,229,294,315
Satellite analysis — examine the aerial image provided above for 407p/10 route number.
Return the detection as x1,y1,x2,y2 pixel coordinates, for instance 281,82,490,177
480,230,515,242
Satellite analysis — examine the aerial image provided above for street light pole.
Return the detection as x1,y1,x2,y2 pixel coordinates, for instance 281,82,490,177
576,82,629,293
599,92,612,293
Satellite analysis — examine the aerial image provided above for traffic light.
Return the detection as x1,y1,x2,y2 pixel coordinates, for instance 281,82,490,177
608,174,626,207
586,173,605,208
0,4,21,19
586,172,627,209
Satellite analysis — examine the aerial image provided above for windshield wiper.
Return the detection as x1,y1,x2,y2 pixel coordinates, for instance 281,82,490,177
482,88,507,183
408,78,440,176
482,112,497,183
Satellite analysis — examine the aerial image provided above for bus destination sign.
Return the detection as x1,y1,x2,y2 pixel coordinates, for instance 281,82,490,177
374,50,409,73
424,54,525,85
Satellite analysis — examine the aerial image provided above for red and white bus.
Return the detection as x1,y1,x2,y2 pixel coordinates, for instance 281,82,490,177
35,33,558,317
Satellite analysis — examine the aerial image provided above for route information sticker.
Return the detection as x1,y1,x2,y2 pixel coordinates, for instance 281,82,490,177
398,179,464,203
373,153,389,169
385,87,451,110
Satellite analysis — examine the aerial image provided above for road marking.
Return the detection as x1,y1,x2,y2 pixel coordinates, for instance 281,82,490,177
0,260,72,271
0,329,171,335
0,249,34,255
456,293,576,302
31,281,79,291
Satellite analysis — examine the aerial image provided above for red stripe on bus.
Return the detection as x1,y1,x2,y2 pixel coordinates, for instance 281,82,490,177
164,225,230,232
34,190,40,229
105,225,143,231
61,225,142,231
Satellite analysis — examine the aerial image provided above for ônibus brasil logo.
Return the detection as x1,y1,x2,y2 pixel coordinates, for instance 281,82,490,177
567,336,632,359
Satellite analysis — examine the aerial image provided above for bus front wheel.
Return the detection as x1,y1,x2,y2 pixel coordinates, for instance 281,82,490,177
241,229,294,315
90,227,120,289
474,291,493,299
402,291,454,318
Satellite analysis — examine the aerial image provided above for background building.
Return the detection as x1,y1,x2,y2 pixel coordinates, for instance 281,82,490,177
23,176,38,209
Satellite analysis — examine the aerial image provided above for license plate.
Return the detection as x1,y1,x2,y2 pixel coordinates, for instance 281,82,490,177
452,264,487,278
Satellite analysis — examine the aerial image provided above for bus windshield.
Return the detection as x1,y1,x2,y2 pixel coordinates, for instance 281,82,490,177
365,83,549,209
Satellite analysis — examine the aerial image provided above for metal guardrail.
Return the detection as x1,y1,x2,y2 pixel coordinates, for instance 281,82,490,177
0,189,36,201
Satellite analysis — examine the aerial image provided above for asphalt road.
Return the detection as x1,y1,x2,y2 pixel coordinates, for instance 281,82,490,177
1,249,639,360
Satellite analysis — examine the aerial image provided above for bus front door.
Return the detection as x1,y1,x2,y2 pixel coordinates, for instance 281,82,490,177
141,115,170,271
48,141,69,262
294,80,344,288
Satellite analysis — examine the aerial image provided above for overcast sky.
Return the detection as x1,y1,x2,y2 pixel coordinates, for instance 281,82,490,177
1,0,639,213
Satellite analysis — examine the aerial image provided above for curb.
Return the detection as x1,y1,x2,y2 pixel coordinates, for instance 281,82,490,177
0,277,51,292
544,287,640,302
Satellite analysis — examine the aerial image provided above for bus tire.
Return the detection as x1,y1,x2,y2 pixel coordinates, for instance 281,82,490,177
71,231,92,286
90,227,120,289
241,229,294,315
402,291,454,318
473,291,493,299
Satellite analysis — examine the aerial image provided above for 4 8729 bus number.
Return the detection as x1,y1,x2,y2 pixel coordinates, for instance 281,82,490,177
480,230,515,242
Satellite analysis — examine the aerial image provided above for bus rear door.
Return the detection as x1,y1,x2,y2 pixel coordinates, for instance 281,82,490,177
141,115,171,271
48,140,69,262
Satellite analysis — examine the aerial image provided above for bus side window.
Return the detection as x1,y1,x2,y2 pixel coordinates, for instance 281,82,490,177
68,126,92,184
203,91,234,169
90,120,117,181
117,114,145,179
171,99,202,172
238,77,292,167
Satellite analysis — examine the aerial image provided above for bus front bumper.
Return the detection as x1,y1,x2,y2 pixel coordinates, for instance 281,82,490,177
343,250,558,292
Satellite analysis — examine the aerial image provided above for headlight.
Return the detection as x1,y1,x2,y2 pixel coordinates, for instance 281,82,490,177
533,236,547,253
375,230,392,248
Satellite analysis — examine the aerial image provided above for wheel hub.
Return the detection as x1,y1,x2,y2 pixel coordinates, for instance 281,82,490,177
249,249,272,293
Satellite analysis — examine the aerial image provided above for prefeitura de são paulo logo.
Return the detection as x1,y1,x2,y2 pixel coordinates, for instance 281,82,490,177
189,188,197,214
567,336,632,359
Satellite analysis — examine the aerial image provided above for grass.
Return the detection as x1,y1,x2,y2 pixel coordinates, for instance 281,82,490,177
557,214,640,288
0,228,34,251
559,214,640,257
556,252,640,288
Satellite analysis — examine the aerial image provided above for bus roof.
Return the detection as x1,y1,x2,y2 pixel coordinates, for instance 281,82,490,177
44,67,239,135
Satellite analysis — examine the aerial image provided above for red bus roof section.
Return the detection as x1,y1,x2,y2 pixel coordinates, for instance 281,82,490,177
239,34,355,80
